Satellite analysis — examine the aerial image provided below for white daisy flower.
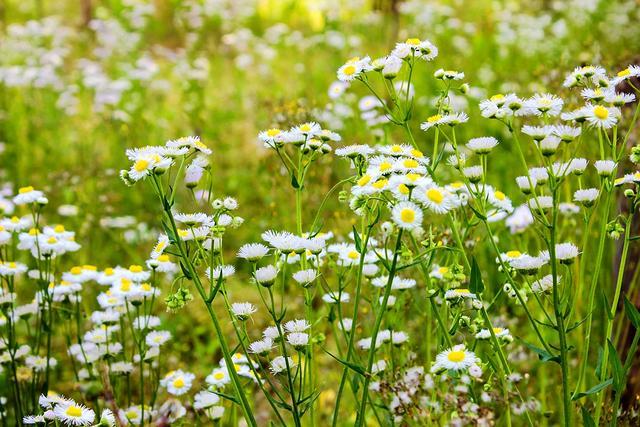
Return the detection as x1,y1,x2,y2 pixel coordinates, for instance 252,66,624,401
231,302,257,320
391,201,423,230
254,265,279,287
13,186,44,205
432,344,479,372
415,186,454,214
161,370,195,396
574,188,599,206
466,137,499,154
270,356,297,374
194,391,220,410
322,291,350,304
594,160,617,177
586,104,620,129
248,339,273,355
53,401,95,426
206,367,231,387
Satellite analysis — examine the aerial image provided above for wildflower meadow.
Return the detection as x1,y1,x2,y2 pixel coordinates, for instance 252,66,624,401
2,0,640,426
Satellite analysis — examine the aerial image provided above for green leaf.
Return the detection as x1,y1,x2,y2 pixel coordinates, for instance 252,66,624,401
608,339,624,393
470,257,484,294
581,407,596,427
522,340,560,364
179,261,193,280
624,296,640,329
353,226,362,253
572,378,613,401
322,348,366,376
468,203,487,220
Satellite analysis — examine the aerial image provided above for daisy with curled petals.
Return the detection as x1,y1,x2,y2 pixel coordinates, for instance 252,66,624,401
231,302,257,321
415,186,453,214
431,344,479,373
391,201,423,230
173,212,213,227
466,137,499,155
574,188,599,207
53,400,95,426
237,243,269,261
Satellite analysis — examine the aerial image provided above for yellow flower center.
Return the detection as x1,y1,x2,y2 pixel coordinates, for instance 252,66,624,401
427,114,442,123
451,181,463,189
158,255,169,262
403,159,418,168
18,186,34,194
617,68,631,77
129,265,143,273
447,350,466,363
494,191,505,201
372,179,388,189
405,38,421,45
266,128,281,137
65,406,83,417
400,208,415,223
104,268,114,276
398,184,410,195
120,279,132,291
70,267,82,275
134,159,149,172
454,288,470,294
172,377,185,388
406,173,420,182
54,225,65,233
506,250,521,258
214,372,225,380
141,283,152,291
10,216,19,223
347,250,359,260
47,237,57,244
379,161,392,172
410,149,424,158
490,94,505,102
357,175,371,187
427,188,444,204
391,144,403,153
593,105,609,119
343,65,356,76
438,267,449,274
28,228,37,235
493,328,503,333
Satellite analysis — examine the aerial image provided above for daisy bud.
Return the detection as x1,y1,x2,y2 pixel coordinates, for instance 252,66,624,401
459,83,469,94
36,197,48,206
624,189,635,199
212,199,224,209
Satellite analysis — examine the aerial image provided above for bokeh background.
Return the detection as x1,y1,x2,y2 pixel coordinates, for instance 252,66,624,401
2,0,640,420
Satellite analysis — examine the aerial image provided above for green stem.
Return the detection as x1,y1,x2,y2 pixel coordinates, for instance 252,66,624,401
355,229,403,426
